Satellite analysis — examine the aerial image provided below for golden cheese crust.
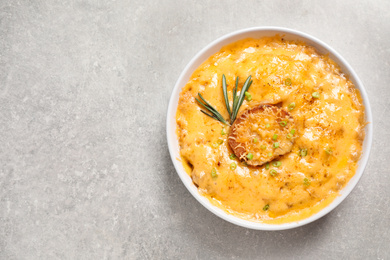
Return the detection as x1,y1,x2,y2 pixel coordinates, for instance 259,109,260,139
228,104,295,166
175,36,365,224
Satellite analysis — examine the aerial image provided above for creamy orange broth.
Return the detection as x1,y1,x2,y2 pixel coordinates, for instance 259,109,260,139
176,36,365,224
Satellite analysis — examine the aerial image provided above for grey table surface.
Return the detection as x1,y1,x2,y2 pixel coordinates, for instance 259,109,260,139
1,0,389,259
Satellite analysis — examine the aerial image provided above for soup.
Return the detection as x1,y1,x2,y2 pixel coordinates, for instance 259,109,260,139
175,36,365,223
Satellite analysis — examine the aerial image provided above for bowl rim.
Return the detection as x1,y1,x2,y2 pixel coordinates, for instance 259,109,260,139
166,26,373,231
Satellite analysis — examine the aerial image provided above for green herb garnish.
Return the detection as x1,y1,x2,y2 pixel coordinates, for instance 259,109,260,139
245,91,252,101
299,148,308,157
230,162,237,170
196,93,229,125
197,74,252,125
312,92,320,99
285,78,292,86
211,168,217,178
279,121,287,127
247,153,253,160
230,76,253,124
222,75,231,117
273,161,281,167
263,204,270,211
212,139,223,148
288,102,296,111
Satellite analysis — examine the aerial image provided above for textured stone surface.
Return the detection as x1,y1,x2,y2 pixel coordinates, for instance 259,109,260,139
0,0,389,259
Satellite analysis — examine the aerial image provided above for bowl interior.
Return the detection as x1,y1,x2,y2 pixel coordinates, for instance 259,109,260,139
166,27,373,230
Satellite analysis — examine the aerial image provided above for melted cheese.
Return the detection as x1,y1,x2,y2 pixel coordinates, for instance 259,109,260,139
176,36,365,224
228,104,295,165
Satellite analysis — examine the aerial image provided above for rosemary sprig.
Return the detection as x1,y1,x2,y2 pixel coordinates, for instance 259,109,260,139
231,76,252,124
196,74,252,125
222,75,231,118
232,76,239,113
195,93,229,125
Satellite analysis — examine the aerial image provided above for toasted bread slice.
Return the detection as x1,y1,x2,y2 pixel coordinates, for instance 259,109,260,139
228,104,296,166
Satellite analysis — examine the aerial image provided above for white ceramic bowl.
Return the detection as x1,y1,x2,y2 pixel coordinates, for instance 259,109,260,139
166,27,373,230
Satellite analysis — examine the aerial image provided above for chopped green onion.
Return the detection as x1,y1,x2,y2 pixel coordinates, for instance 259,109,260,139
265,123,270,128
221,128,226,135
303,178,311,186
245,91,252,101
229,153,236,160
270,169,277,176
253,138,258,143
263,204,270,211
247,153,253,160
279,121,287,127
290,129,296,135
260,145,266,150
288,102,296,111
211,168,217,178
286,133,293,139
212,139,223,148
325,148,333,155
285,78,292,86
230,162,237,170
312,92,320,99
268,153,272,157
273,161,281,167
273,142,279,149
272,134,278,141
265,163,270,170
299,148,308,157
